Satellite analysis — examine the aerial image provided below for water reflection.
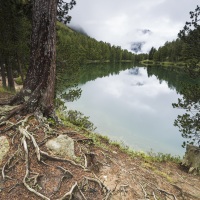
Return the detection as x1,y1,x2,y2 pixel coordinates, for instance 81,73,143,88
66,64,198,156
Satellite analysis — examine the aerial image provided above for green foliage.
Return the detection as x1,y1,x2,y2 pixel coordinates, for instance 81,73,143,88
55,22,135,98
173,85,200,147
152,39,184,63
61,87,82,102
173,5,200,148
65,110,96,131
147,151,181,163
148,47,157,60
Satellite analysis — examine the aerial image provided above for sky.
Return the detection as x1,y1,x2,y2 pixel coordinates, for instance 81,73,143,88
68,0,199,53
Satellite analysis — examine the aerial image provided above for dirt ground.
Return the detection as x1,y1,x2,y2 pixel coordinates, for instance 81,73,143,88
0,91,200,200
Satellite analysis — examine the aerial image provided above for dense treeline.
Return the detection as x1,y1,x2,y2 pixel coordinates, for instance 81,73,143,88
57,22,135,64
148,39,184,63
0,2,135,92
148,34,200,65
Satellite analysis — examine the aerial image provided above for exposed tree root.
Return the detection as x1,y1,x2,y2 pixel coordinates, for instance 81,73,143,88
22,135,50,200
2,148,20,180
40,150,85,169
1,105,199,199
0,111,110,199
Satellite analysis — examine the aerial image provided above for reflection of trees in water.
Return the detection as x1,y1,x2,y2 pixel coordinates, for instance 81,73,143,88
147,66,200,94
78,63,134,84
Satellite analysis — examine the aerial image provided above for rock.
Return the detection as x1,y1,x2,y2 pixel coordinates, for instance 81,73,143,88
182,144,200,174
0,136,10,164
45,135,75,159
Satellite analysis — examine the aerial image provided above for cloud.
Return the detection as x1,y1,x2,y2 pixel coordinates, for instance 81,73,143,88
68,0,200,53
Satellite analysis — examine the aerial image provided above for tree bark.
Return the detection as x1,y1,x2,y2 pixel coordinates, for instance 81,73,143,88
6,60,15,92
0,63,7,88
11,0,57,116
16,53,24,83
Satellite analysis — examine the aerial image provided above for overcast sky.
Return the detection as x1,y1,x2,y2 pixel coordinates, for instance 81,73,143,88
68,0,199,53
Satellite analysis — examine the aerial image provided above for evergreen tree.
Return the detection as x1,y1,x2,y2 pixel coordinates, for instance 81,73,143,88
148,47,157,60
173,5,200,147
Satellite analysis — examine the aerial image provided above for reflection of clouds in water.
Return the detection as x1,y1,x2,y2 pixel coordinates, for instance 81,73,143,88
95,68,174,115
67,67,185,156
100,68,172,101
127,100,156,113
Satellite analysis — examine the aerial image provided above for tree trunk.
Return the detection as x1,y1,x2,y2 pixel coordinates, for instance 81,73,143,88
16,53,24,83
6,60,15,92
11,0,57,116
0,63,7,88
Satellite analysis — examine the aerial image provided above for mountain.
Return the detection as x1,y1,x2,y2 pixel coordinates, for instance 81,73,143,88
131,42,145,53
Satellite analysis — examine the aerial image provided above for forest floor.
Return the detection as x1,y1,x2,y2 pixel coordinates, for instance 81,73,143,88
0,91,200,200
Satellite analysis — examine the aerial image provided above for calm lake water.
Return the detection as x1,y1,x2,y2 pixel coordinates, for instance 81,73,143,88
66,64,191,156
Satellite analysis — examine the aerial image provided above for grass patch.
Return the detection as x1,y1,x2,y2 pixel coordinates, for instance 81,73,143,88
0,86,16,94
0,87,7,93
140,60,154,65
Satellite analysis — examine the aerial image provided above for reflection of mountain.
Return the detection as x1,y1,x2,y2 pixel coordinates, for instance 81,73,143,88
147,66,200,94
131,42,145,53
129,67,140,75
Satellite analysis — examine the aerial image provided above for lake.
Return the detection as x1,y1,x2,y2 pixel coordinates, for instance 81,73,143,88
65,63,192,156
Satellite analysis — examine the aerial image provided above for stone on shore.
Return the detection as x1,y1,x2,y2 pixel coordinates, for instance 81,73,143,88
45,135,75,159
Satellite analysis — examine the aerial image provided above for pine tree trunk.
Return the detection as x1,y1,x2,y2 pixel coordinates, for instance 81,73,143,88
11,0,57,116
6,60,15,92
0,63,7,88
16,53,24,83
